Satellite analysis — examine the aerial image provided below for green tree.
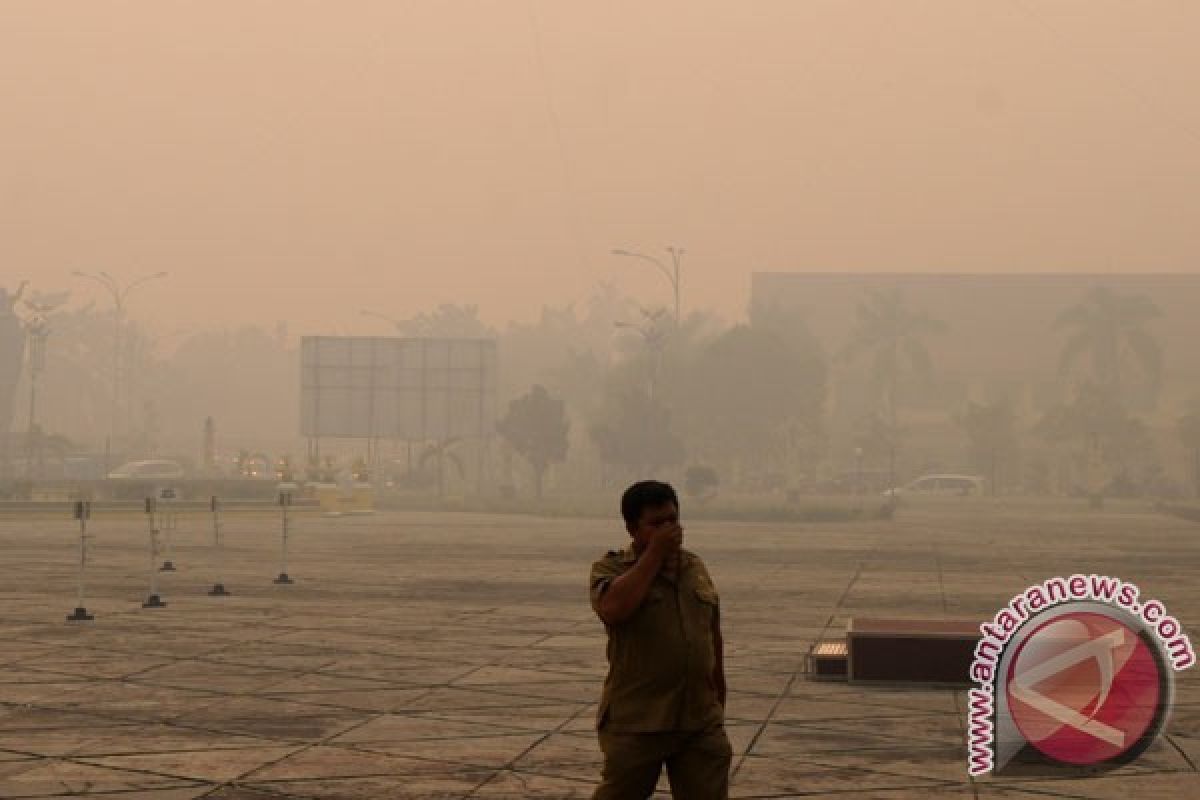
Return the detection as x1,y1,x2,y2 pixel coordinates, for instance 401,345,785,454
839,287,945,430
496,384,569,499
1055,286,1162,400
589,391,685,481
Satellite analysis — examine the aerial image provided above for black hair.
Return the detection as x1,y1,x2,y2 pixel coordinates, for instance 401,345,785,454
620,480,679,532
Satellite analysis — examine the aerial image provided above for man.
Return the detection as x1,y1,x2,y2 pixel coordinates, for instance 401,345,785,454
588,480,731,799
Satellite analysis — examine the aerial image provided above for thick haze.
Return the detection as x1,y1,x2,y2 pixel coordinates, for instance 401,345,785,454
4,2,1199,336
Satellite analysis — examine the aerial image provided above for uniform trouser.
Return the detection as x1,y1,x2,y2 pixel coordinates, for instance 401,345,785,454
593,724,732,800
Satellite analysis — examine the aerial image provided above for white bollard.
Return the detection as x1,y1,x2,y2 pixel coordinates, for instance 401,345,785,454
142,497,167,608
159,488,178,571
273,489,294,584
66,500,94,621
208,496,229,596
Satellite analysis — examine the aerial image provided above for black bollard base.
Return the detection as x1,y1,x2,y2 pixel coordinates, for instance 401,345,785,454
66,607,94,622
142,594,168,608
159,561,176,572
208,583,230,596
273,573,294,585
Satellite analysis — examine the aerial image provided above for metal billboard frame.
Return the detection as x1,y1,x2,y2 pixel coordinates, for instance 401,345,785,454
300,336,498,444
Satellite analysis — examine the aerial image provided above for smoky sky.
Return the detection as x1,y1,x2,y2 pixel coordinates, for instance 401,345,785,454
3,1,1199,338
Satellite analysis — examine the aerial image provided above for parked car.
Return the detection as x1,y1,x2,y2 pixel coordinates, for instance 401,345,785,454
884,474,985,498
107,459,186,481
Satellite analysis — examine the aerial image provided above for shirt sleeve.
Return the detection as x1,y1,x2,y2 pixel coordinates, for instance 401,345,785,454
589,555,624,615
691,556,720,605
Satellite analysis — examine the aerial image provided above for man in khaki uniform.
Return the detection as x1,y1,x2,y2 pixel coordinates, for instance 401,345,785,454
589,480,731,799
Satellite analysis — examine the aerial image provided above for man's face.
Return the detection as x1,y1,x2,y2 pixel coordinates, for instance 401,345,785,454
630,501,680,551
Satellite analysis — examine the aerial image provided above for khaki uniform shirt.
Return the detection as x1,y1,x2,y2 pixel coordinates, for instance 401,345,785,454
589,546,723,733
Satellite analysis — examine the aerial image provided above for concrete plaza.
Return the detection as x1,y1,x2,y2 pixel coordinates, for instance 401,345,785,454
0,501,1196,798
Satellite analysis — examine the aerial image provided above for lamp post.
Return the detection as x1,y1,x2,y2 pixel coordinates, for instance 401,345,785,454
612,247,683,327
24,316,49,481
854,446,864,511
71,271,167,460
614,308,670,401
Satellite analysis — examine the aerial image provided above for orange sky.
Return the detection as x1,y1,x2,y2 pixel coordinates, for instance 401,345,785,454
4,1,1199,337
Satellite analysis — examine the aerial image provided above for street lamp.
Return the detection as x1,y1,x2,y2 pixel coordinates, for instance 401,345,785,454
24,316,49,480
614,309,669,400
854,446,864,508
612,247,684,327
71,271,167,459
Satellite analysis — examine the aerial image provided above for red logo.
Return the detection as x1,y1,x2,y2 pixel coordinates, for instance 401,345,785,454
1006,612,1166,766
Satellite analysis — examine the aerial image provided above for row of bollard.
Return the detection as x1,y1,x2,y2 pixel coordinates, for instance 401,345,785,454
67,491,296,622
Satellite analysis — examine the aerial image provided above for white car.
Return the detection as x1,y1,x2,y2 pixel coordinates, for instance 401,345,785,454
884,474,985,498
107,460,186,481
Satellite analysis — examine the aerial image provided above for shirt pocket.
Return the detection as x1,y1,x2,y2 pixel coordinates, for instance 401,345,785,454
692,586,719,628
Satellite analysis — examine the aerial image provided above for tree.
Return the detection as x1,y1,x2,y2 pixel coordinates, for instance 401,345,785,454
544,347,608,420
750,296,827,370
141,323,297,458
589,391,685,481
1178,410,1200,498
839,287,945,429
852,412,898,467
417,436,466,497
395,304,496,339
1055,286,1162,402
839,287,944,490
745,302,829,481
684,465,719,503
496,385,569,499
611,306,672,400
957,399,1017,495
1034,382,1156,499
676,325,824,485
0,285,26,478
499,282,639,408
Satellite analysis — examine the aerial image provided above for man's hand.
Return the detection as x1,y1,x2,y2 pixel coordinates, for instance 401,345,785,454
646,522,683,571
595,524,682,626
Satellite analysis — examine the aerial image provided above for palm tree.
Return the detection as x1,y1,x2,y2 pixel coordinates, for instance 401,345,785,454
1055,286,1162,399
0,283,27,478
839,287,945,430
1178,410,1200,498
418,436,465,497
840,287,944,494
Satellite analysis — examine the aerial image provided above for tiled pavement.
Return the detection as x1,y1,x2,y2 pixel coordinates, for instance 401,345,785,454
0,502,1196,798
